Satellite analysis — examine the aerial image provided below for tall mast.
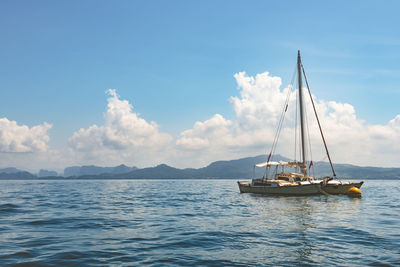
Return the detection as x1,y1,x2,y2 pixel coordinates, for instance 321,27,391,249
297,50,307,176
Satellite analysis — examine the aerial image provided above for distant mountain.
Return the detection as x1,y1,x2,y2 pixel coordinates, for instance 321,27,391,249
312,161,400,179
114,164,190,179
196,154,289,178
0,167,23,174
106,156,258,179
38,169,58,177
106,155,400,180
64,164,137,177
0,167,37,179
0,171,36,179
110,155,295,179
1,155,399,180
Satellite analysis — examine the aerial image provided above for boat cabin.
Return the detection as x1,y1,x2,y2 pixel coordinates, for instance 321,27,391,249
274,172,304,182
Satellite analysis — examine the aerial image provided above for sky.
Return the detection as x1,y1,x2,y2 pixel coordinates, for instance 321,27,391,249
1,0,400,173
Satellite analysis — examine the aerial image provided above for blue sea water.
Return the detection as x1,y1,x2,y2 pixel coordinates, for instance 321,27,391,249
0,179,399,266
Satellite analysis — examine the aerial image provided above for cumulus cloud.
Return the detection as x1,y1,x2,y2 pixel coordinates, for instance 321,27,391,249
0,118,52,152
176,114,232,150
389,114,400,129
176,71,400,167
4,71,399,171
230,71,291,129
68,89,172,166
174,72,293,166
176,72,291,154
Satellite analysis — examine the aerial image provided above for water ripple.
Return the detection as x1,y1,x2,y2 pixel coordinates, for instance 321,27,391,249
0,203,20,213
0,179,399,266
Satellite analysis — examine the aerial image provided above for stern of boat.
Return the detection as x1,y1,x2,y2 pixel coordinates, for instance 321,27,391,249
237,181,251,193
323,181,364,195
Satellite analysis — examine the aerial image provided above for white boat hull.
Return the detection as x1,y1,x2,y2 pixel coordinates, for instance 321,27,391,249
237,180,364,196
237,181,322,195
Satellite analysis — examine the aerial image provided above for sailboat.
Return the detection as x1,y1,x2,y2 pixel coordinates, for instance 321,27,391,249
237,51,363,196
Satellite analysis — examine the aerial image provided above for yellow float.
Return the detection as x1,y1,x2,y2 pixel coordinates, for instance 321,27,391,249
347,186,362,198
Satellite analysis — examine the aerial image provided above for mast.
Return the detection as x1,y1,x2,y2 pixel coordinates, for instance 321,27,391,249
297,51,307,176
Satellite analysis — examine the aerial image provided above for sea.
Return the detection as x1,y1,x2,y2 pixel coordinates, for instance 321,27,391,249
0,179,399,266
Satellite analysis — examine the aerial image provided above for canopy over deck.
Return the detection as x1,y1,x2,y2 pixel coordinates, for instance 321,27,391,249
255,161,304,168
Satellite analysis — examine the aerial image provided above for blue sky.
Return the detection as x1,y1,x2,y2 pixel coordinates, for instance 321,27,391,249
1,0,400,171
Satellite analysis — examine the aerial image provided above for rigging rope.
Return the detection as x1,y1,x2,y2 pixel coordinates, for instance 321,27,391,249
267,65,297,164
264,65,297,178
301,63,336,177
294,76,298,162
303,95,315,178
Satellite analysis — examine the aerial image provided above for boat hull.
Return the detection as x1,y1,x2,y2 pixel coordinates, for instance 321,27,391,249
237,180,364,196
322,181,363,195
237,181,322,196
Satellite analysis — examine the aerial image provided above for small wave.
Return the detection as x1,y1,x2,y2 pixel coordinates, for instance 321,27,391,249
143,257,250,266
1,179,400,266
45,250,126,266
0,203,20,213
3,251,34,259
25,218,66,226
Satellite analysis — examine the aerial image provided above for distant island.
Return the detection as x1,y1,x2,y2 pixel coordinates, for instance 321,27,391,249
1,155,399,180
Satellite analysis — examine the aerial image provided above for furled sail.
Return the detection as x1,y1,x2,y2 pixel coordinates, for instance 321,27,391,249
255,161,304,168
255,161,287,167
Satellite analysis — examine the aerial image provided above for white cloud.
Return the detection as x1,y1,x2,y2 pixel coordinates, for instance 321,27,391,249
174,72,291,166
68,89,172,166
389,114,400,129
0,118,52,152
230,71,291,130
5,72,400,171
176,114,232,150
176,71,400,167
